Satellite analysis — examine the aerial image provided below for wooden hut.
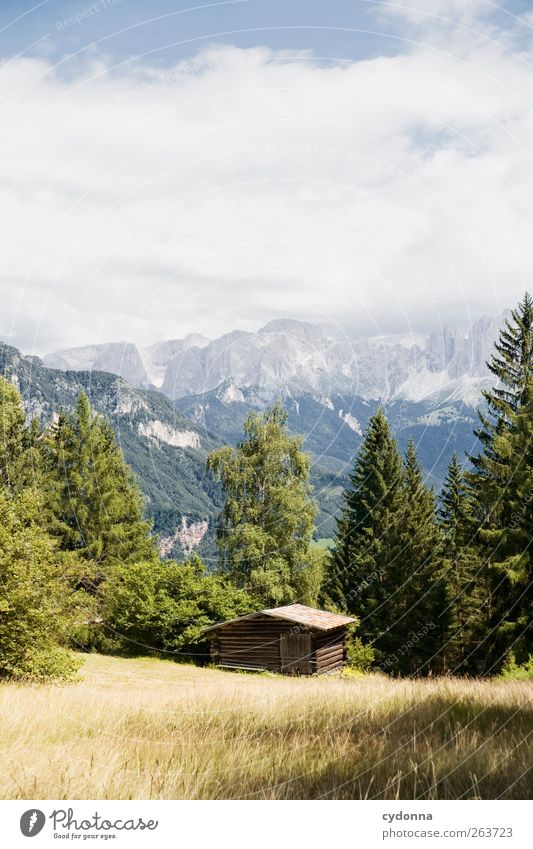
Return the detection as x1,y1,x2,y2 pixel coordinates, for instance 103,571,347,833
204,604,356,675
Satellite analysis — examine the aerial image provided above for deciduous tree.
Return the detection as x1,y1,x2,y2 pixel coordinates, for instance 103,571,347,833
207,402,317,606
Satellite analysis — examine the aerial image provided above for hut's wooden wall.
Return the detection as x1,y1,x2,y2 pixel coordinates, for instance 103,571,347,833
311,627,346,674
280,631,312,674
210,616,290,671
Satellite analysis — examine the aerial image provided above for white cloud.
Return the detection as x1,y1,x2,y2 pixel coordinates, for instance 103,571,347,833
1,15,533,354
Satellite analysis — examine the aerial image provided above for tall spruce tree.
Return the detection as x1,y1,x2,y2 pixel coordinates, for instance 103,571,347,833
439,454,472,551
325,417,449,675
496,381,533,662
207,402,317,606
478,292,532,430
323,409,405,656
468,293,533,670
438,454,486,673
42,392,156,586
390,441,448,675
473,380,533,667
471,291,533,504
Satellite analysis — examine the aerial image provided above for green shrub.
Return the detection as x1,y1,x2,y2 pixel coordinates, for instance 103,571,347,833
69,620,120,655
501,653,533,680
11,646,80,683
101,554,252,659
345,625,374,672
0,490,83,681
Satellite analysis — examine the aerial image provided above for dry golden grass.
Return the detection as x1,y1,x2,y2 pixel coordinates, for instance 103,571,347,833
0,653,531,799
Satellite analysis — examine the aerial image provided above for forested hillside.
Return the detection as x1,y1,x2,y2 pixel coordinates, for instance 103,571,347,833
176,387,481,490
0,343,222,561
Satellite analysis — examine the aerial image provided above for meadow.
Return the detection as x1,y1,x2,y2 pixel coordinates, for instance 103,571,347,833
0,654,531,800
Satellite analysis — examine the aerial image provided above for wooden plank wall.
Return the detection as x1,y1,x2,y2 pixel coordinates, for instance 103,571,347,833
210,617,348,674
312,627,346,674
210,616,287,671
280,632,312,674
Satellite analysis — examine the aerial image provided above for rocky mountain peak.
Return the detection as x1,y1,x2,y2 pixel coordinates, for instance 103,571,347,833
259,318,326,345
43,311,507,405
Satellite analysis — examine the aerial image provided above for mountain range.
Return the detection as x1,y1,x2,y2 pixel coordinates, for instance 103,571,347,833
43,313,500,489
44,314,503,405
2,313,503,561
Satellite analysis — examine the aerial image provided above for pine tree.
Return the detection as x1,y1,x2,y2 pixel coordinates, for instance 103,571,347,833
323,409,405,654
468,293,533,670
207,402,317,606
42,392,156,586
389,441,448,675
474,380,533,666
501,383,533,663
325,419,449,675
438,454,486,673
439,454,472,553
485,292,532,413
471,292,533,495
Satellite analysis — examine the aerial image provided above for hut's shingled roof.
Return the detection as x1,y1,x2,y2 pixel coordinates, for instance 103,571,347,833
204,603,355,633
262,604,355,630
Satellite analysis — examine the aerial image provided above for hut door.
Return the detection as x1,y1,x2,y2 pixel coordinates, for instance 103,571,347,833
280,632,311,674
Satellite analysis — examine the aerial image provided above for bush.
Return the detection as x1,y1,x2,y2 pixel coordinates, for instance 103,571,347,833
501,653,533,680
68,620,120,655
11,646,80,683
345,625,374,672
0,490,82,681
100,554,252,660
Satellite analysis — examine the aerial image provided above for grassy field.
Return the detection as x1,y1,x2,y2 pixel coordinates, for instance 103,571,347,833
311,537,335,550
1,654,531,800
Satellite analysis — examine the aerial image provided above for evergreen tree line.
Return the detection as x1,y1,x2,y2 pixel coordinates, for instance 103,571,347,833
0,388,251,679
0,293,531,680
324,293,533,675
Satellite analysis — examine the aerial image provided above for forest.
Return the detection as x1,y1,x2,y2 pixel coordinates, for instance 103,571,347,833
0,294,531,681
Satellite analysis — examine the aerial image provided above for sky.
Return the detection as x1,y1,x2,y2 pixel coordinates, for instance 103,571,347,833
1,0,533,354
